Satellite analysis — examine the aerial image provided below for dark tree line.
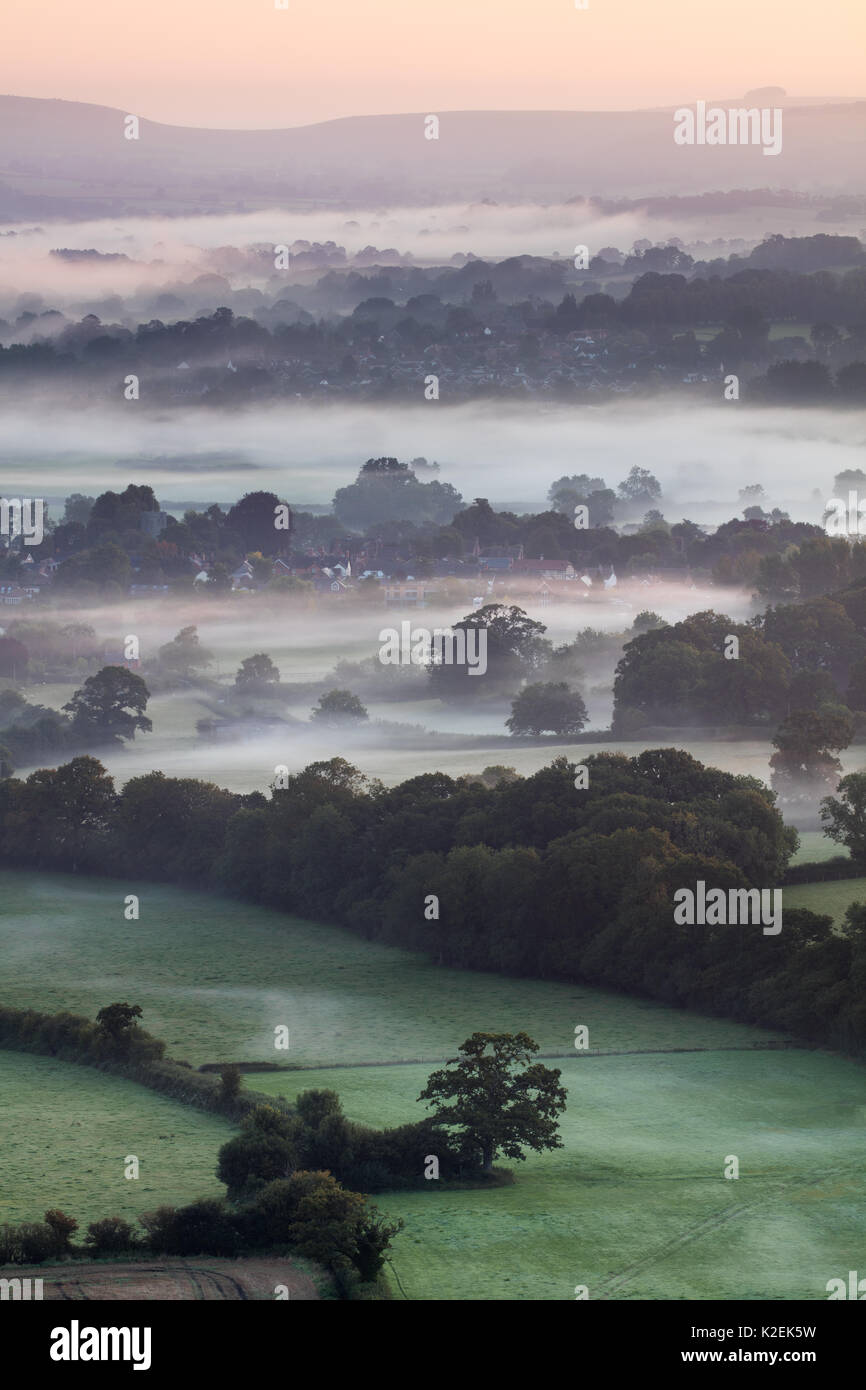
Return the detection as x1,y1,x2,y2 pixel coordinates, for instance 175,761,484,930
613,575,866,733
1,748,864,1051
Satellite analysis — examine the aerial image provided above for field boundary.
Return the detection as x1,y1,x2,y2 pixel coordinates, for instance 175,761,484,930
226,1040,805,1073
0,1005,297,1126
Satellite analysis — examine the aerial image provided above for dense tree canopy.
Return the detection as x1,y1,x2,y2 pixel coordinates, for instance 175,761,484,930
613,611,791,730
333,458,463,529
7,747,862,1053
821,773,866,865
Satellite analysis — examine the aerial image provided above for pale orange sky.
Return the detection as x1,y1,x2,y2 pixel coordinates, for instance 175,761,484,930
2,0,863,128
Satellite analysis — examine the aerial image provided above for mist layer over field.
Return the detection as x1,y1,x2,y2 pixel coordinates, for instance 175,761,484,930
0,201,841,306
12,577,764,793
0,871,792,1065
2,400,861,521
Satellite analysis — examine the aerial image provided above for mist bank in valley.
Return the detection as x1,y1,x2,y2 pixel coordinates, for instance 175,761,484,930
2,211,862,316
0,399,862,521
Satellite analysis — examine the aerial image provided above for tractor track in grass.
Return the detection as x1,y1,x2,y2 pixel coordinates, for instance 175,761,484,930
385,1257,411,1300
593,1162,860,1299
382,1162,860,1303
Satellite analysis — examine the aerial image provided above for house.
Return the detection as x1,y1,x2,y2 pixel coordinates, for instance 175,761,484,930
478,543,524,572
512,559,576,581
230,560,255,590
311,575,352,597
534,580,590,607
383,580,440,607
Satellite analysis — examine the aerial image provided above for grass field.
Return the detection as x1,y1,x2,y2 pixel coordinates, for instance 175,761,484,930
0,870,792,1067
785,877,866,925
0,1050,231,1228
790,830,848,866
3,871,865,1299
250,1053,866,1301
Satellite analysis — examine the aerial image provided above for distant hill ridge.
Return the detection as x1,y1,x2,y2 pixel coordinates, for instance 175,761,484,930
0,94,864,217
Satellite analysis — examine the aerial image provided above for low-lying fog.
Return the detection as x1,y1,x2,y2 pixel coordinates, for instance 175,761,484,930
0,201,837,306
6,581,776,797
2,400,863,523
15,718,788,797
18,673,866,808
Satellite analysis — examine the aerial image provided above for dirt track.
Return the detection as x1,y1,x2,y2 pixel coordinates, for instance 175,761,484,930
7,1256,321,1300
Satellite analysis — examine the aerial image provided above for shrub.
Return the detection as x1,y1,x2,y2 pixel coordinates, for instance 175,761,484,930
216,1105,302,1197
44,1209,78,1254
219,1063,242,1103
137,1206,176,1253
295,1089,342,1129
0,1221,56,1264
253,1171,365,1268
353,1212,405,1282
140,1199,239,1257
84,1217,137,1253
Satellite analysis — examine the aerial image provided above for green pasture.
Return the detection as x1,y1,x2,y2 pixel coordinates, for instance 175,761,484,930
0,871,791,1068
251,1052,866,1301
785,877,866,926
0,1050,230,1228
2,872,864,1299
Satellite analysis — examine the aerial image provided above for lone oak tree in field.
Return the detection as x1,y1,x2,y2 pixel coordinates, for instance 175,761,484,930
234,652,281,694
428,603,553,702
64,666,152,744
418,1031,567,1173
506,681,588,736
311,689,369,725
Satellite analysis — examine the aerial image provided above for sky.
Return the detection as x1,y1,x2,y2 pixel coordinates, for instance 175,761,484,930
2,0,864,129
